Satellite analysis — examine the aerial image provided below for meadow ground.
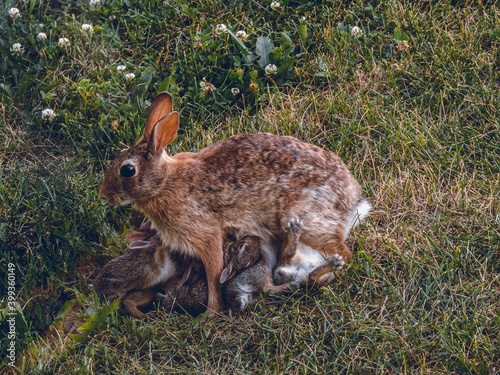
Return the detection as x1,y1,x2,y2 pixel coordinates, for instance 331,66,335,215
1,0,499,373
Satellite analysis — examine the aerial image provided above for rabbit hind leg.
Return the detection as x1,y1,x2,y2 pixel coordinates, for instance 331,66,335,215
301,226,353,263
307,254,346,287
299,227,352,287
120,289,157,319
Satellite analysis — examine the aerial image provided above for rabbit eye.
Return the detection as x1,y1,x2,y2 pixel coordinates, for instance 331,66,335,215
120,164,136,178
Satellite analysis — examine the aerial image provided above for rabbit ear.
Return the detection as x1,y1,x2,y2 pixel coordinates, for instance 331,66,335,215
220,262,235,284
179,265,192,287
126,230,148,242
238,243,247,253
143,92,173,140
148,112,179,152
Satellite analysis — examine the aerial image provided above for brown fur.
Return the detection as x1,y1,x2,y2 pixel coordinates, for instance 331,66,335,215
99,92,367,315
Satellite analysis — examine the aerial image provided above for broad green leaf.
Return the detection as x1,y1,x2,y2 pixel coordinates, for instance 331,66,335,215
121,103,138,114
158,74,174,93
281,32,294,48
394,28,403,41
318,56,330,72
256,37,274,68
394,27,409,42
277,57,294,75
192,312,210,329
56,299,77,321
0,83,13,98
69,300,119,344
283,45,295,59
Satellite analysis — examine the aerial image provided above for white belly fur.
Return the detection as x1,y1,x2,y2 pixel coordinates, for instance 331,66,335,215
274,243,326,284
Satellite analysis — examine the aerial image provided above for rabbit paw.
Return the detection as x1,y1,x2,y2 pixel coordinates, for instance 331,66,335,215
273,266,296,285
308,254,346,287
315,255,345,285
287,218,303,234
316,272,335,286
329,254,345,271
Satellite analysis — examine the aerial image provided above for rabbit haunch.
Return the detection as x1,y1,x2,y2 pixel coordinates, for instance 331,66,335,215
99,92,370,314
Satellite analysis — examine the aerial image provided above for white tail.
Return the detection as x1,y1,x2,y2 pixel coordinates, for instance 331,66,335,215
344,198,371,240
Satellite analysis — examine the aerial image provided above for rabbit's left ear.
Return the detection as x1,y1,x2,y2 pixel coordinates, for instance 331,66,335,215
148,112,179,152
143,92,173,140
220,262,235,284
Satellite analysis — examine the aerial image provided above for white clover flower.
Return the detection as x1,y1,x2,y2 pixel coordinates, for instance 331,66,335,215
215,24,228,35
231,87,240,95
125,72,135,81
10,43,24,57
37,32,47,41
300,16,306,23
117,65,126,72
81,24,93,36
89,0,101,8
58,37,71,47
41,109,56,123
236,30,248,41
265,64,277,76
200,78,216,94
351,26,363,38
270,1,281,11
8,8,20,20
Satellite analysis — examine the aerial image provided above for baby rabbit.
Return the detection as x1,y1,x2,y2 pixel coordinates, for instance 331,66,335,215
99,92,370,316
221,220,304,311
94,220,172,305
123,261,208,318
94,220,207,318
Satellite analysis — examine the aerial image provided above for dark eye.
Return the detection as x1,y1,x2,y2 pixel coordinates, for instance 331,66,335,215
120,164,136,178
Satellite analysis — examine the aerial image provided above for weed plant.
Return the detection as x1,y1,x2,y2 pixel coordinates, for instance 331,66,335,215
0,0,499,373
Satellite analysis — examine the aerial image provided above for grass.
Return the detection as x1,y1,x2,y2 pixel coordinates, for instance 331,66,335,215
1,0,499,373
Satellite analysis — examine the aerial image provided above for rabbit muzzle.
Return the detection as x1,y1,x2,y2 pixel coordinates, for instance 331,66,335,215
99,183,125,205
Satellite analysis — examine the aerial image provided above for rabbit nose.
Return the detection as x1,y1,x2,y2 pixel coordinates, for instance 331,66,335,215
99,185,109,200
